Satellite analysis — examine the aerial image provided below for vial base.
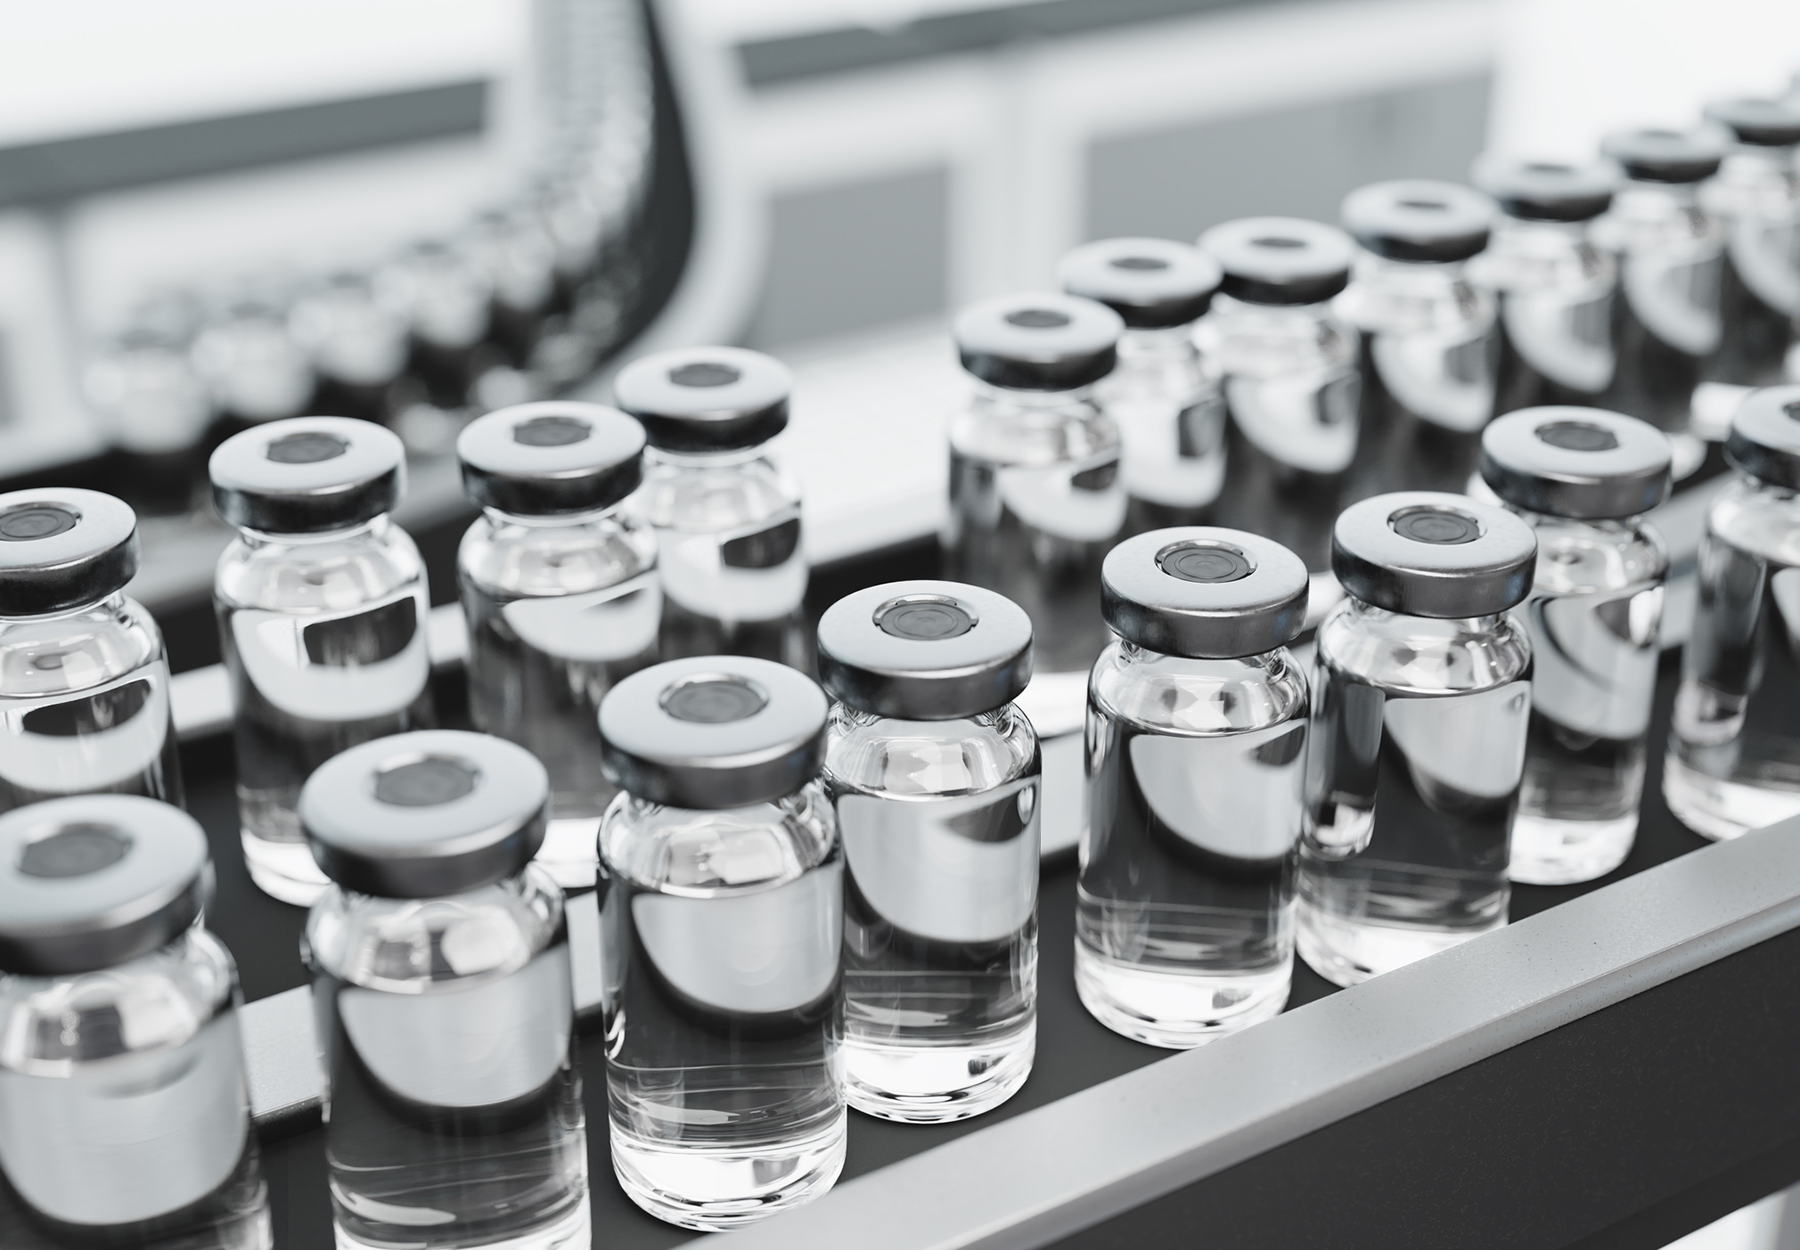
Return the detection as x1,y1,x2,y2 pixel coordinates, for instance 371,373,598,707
610,1114,846,1231
1662,752,1800,843
335,1200,589,1250
1073,944,1290,1049
1507,812,1637,885
1295,902,1502,988
240,829,329,907
843,1023,1034,1123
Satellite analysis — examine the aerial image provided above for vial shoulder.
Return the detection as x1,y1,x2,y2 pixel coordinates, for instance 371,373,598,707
1706,476,1800,567
599,781,838,898
214,519,426,613
304,869,564,993
458,510,657,599
1593,193,1725,256
1527,515,1670,595
1316,600,1531,695
1468,226,1616,294
1334,271,1496,338
822,703,1038,798
0,594,165,698
1088,640,1309,736
1197,302,1357,379
631,453,801,532
0,929,236,1072
947,391,1121,469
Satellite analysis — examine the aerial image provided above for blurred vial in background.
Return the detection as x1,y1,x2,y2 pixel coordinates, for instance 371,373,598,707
376,241,499,411
1469,156,1620,416
210,418,434,905
190,298,316,442
1594,127,1726,476
1196,217,1359,568
1480,409,1671,884
1699,97,1800,388
301,731,588,1250
1337,180,1499,495
85,325,216,518
817,581,1039,1121
466,207,564,368
1667,385,1800,839
598,657,844,1230
0,796,270,1250
1298,492,1535,986
1058,238,1225,532
615,347,811,669
1079,529,1309,1047
287,273,411,428
944,292,1126,723
457,402,660,889
0,489,182,815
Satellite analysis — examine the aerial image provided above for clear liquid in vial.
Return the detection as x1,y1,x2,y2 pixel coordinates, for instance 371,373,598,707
653,498,812,669
601,796,845,1230
1077,717,1300,1047
221,589,434,905
833,771,1039,1121
314,950,590,1250
1298,668,1531,987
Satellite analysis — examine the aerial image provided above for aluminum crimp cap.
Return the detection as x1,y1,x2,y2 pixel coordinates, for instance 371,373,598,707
1726,385,1800,491
300,730,549,899
1057,237,1222,329
817,580,1034,720
1102,527,1310,659
612,346,791,453
458,401,646,516
599,656,828,810
0,488,139,616
1332,491,1538,618
1600,127,1725,184
1480,407,1672,520
1340,180,1493,263
953,292,1123,391
1198,217,1356,305
0,795,209,976
210,415,405,534
1703,97,1800,149
1471,155,1617,224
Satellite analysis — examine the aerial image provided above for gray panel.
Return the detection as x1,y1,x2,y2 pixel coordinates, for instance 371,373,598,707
1086,74,1493,243
745,166,949,350
0,81,488,208
717,815,1800,1250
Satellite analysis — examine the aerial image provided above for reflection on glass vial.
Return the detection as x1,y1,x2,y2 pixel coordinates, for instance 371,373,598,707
1059,238,1226,530
300,731,589,1250
1468,156,1620,416
597,657,843,1229
1481,409,1672,884
210,418,435,906
1667,387,1800,840
1079,529,1310,1047
0,489,183,818
0,796,270,1250
1337,181,1499,497
1593,129,1726,447
1298,493,1535,986
1698,99,1800,388
458,402,660,888
817,581,1040,1119
1196,217,1360,569
614,348,810,669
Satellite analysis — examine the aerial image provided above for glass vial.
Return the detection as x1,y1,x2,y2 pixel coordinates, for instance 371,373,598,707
1297,492,1535,986
1666,385,1800,839
0,488,182,815
210,417,435,906
1479,408,1672,883
286,274,411,428
85,326,215,518
597,656,843,1229
300,730,588,1250
816,580,1039,1120
189,299,316,442
1196,217,1360,568
1337,180,1499,495
457,401,659,888
1593,128,1726,461
0,795,270,1250
1468,156,1620,416
1058,238,1226,530
613,347,810,669
1699,98,1800,388
1079,528,1310,1047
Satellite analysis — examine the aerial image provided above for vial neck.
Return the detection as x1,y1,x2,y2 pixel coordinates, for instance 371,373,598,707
235,516,386,546
1118,324,1200,361
645,445,768,469
482,503,621,528
0,590,126,625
